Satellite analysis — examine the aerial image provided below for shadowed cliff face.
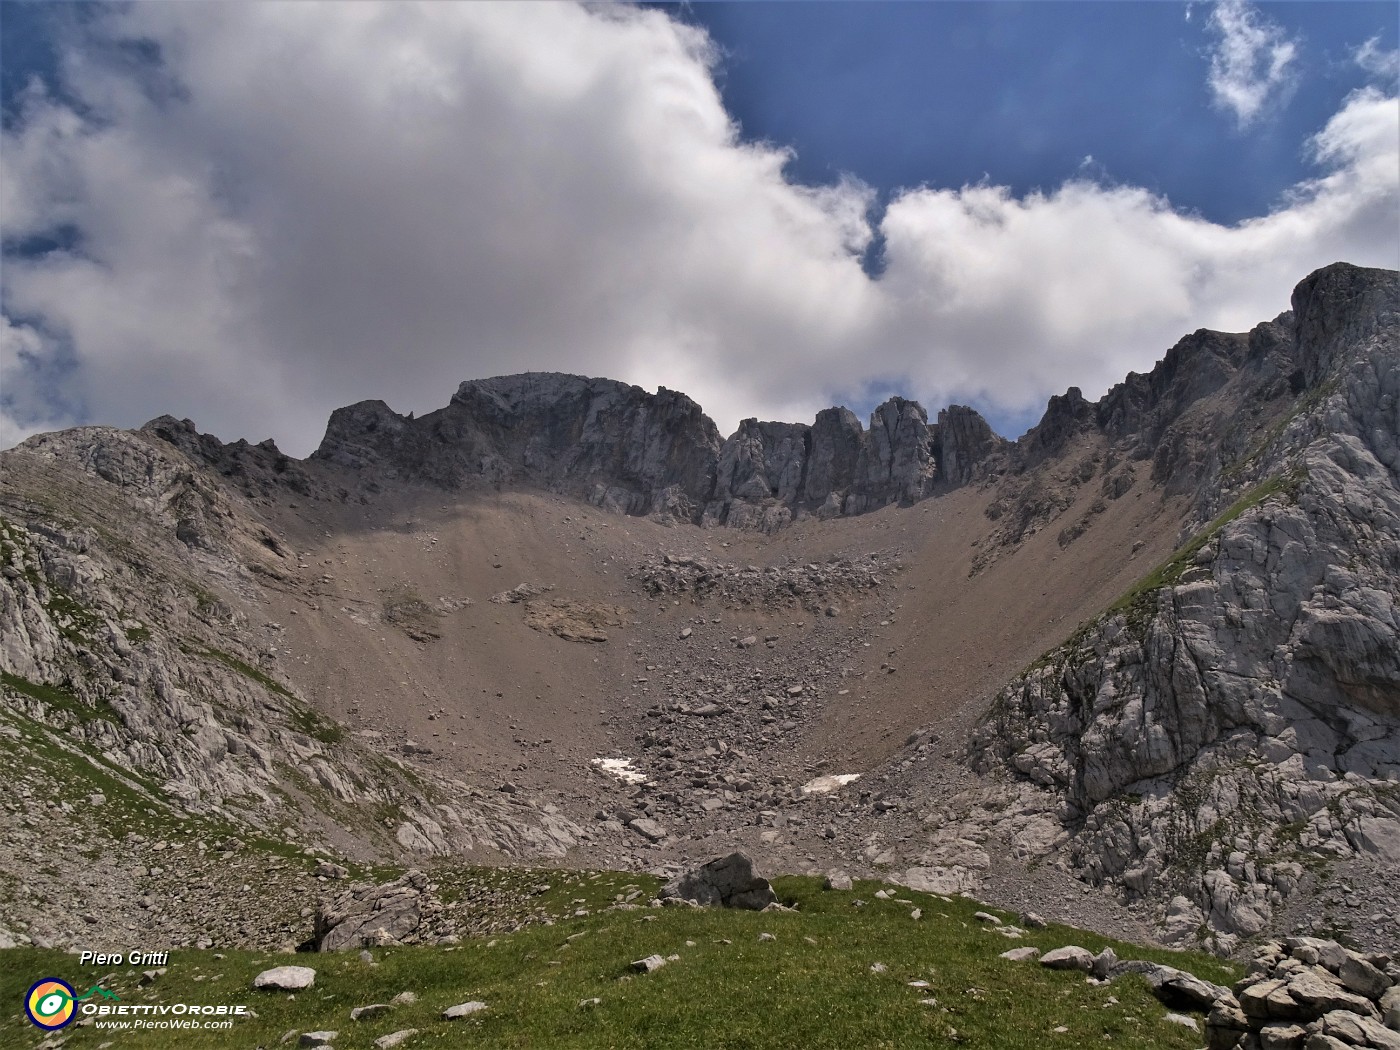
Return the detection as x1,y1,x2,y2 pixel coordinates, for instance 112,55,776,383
309,376,1008,529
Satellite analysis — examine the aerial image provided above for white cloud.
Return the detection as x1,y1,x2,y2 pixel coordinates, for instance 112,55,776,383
1355,36,1400,83
0,2,1395,457
0,314,77,447
1205,0,1301,127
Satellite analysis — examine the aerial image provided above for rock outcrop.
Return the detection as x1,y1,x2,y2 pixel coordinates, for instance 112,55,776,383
310,374,1004,529
959,263,1400,950
314,871,443,951
1207,936,1400,1049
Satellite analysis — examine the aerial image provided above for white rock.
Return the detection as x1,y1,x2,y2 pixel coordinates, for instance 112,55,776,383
252,966,316,991
441,1001,487,1020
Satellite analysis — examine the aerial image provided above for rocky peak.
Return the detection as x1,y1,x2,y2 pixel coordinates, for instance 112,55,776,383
700,396,1001,529
1019,386,1095,467
1291,261,1400,384
141,414,316,501
931,405,1005,486
310,374,1002,530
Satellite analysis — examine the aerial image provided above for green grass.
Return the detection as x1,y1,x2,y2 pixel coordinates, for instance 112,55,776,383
0,705,179,833
0,878,1239,1049
289,706,345,745
197,647,297,700
1020,468,1307,682
194,646,346,744
1102,470,1304,633
0,671,118,726
1221,377,1339,483
124,625,154,645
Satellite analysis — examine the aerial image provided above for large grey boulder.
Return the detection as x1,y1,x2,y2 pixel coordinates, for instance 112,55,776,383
659,852,777,910
1040,946,1094,972
314,870,437,951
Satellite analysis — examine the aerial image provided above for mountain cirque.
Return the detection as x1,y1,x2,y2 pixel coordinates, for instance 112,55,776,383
0,262,1396,962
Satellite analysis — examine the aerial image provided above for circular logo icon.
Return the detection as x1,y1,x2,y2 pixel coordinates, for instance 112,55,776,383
25,978,77,1030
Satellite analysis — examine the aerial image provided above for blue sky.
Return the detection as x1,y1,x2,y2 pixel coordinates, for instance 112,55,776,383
1,1,1397,453
670,2,1395,224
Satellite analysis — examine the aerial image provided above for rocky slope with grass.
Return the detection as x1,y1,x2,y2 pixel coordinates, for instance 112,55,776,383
0,429,583,950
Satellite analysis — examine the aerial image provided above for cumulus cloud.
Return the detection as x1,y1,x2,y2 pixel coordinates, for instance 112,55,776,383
1204,0,1301,127
0,2,1396,457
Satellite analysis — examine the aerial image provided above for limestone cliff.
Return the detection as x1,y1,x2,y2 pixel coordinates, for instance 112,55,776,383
959,263,1400,951
311,375,1004,529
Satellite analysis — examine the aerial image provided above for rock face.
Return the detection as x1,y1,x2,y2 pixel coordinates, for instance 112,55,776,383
311,374,1004,529
959,262,1400,950
659,852,777,910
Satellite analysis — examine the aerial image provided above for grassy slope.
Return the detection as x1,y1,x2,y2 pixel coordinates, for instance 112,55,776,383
1,876,1238,1050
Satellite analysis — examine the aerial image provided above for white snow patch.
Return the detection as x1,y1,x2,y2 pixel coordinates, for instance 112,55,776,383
591,757,647,785
801,772,862,795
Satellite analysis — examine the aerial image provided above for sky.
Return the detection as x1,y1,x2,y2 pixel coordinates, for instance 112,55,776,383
1,1,1397,455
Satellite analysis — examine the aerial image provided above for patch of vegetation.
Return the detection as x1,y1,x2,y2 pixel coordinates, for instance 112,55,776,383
0,875,1240,1050
198,646,297,700
0,670,118,726
0,708,179,833
1106,470,1306,631
1222,377,1339,482
124,624,153,644
1015,468,1308,685
289,705,345,745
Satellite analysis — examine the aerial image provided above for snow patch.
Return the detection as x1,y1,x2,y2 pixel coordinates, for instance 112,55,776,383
591,757,647,785
801,772,861,795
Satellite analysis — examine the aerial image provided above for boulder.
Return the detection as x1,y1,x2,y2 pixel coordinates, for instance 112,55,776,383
627,817,668,843
314,870,434,951
252,966,316,991
350,1004,391,1021
1040,946,1094,972
659,852,777,910
632,955,667,974
1141,964,1234,1011
442,1001,487,1020
1000,947,1041,962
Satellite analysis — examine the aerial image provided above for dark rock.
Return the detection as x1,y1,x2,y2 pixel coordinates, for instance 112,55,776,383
659,851,777,910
